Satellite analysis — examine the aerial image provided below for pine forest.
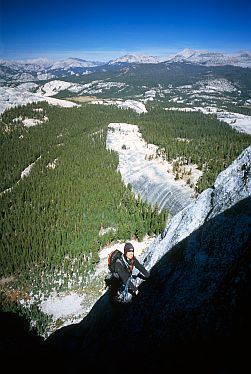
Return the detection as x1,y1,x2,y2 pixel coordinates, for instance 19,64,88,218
1,101,250,333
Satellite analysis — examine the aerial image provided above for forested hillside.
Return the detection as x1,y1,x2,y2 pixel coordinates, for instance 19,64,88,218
134,108,251,192
0,103,167,292
0,101,250,335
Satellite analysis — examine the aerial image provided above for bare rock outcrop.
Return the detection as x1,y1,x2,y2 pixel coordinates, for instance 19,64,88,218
45,146,251,373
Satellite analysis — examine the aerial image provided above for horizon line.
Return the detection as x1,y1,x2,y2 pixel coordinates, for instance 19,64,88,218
1,47,251,63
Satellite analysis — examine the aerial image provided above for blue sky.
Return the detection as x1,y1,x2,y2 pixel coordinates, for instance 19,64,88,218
1,0,251,61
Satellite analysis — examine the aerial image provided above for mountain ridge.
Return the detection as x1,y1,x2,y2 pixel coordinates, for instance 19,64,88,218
1,48,251,70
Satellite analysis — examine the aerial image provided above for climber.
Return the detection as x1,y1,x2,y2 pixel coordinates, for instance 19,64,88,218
107,242,150,303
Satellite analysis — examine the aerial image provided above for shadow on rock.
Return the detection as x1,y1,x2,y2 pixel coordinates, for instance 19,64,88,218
44,197,251,373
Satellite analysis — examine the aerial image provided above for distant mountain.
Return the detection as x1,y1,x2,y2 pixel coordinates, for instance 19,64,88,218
1,49,251,86
0,57,104,71
0,59,52,73
0,57,104,83
1,49,251,75
50,57,104,70
108,54,164,64
104,49,251,67
166,48,251,67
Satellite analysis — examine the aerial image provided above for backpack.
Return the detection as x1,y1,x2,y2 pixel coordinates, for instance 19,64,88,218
104,249,122,290
108,249,123,274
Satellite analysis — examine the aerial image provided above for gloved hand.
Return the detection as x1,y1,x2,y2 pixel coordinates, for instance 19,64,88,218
135,289,139,296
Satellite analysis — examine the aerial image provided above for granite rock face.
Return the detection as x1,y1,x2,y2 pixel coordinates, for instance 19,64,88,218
106,122,196,216
46,146,251,373
141,145,251,272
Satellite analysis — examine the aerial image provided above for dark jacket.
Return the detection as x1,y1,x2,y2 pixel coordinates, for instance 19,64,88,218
114,254,150,293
